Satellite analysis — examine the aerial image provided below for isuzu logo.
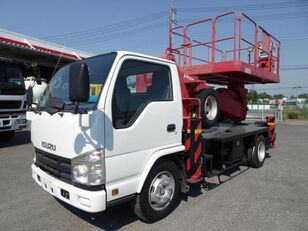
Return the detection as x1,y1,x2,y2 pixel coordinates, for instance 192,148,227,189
42,141,56,151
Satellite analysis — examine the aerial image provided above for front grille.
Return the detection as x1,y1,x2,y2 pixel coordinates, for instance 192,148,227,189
35,148,72,184
0,100,22,109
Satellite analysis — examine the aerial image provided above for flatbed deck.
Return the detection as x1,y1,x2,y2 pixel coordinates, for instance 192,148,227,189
202,122,268,142
198,122,269,178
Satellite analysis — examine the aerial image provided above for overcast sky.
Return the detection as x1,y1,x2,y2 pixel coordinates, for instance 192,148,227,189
1,0,308,96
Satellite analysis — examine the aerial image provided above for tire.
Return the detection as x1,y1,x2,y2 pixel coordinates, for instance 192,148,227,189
132,160,181,223
0,131,15,142
196,89,219,128
248,135,267,168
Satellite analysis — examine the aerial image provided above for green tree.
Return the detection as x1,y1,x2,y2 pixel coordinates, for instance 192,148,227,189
298,93,308,99
273,94,285,99
248,90,258,103
257,92,272,99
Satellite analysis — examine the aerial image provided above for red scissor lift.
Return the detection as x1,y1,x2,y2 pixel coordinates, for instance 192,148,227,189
166,12,281,123
162,12,280,182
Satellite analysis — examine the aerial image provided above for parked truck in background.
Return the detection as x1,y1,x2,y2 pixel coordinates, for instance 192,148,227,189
0,59,27,141
29,12,279,222
0,28,93,141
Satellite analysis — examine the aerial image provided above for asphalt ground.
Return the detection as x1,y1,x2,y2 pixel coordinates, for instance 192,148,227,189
0,121,307,231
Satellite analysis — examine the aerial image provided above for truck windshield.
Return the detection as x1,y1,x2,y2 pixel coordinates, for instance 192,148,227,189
38,52,117,112
0,61,25,95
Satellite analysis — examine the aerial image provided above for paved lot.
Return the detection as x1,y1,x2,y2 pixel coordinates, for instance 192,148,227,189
0,121,307,231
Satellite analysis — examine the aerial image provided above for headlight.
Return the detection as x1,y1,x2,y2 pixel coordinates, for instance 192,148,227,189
71,149,105,186
33,151,36,163
15,119,27,125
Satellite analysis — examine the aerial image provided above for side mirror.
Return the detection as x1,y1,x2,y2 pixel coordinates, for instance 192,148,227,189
36,78,42,85
69,63,90,103
26,86,34,107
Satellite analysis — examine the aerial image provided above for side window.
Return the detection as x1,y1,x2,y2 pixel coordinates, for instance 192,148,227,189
112,60,172,129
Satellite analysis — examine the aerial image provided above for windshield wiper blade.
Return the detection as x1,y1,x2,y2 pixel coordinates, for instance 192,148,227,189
45,97,64,115
62,102,76,108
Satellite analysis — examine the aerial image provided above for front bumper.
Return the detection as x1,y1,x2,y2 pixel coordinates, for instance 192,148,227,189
31,164,106,213
0,113,27,131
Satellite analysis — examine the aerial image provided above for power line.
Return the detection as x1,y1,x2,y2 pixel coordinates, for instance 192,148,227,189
178,0,308,13
253,86,308,91
69,22,166,46
177,11,308,24
281,67,308,70
43,11,167,42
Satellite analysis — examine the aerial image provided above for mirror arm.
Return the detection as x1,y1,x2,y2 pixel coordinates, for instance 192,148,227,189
74,101,79,114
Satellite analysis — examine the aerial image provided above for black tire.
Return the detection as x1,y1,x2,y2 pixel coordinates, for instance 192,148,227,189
0,131,15,142
248,135,267,168
196,89,219,128
132,160,181,223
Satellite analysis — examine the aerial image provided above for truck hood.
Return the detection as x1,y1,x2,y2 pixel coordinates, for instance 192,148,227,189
30,110,105,159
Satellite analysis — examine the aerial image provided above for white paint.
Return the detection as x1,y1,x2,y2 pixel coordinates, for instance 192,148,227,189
32,164,106,212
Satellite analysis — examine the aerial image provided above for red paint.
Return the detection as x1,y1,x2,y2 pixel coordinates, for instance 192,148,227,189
266,116,276,148
135,73,152,93
0,36,84,60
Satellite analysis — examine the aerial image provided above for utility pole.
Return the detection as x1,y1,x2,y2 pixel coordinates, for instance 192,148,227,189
169,1,177,31
294,86,302,103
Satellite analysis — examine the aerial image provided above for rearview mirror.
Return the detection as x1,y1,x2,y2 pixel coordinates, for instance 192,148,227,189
26,86,34,107
69,63,90,103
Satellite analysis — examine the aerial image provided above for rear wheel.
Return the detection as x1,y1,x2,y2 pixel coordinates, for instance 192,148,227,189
0,131,15,142
132,161,181,223
248,135,267,168
196,89,219,128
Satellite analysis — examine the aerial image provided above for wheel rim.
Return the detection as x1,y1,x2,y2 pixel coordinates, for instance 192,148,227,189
204,95,218,121
148,171,175,211
257,141,266,162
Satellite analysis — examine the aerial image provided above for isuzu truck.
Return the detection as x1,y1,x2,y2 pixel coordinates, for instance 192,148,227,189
29,12,279,222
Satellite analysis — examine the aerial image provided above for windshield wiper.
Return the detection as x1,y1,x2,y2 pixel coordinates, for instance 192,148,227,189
44,97,64,115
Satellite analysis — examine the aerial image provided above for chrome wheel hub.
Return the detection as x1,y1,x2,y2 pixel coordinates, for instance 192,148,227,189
148,171,175,211
204,95,218,121
257,141,266,162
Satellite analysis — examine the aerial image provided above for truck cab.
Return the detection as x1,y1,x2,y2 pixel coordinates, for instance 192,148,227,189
0,59,27,141
31,51,184,221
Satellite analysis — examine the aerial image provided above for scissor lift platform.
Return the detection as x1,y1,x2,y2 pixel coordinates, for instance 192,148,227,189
182,60,279,85
167,12,281,85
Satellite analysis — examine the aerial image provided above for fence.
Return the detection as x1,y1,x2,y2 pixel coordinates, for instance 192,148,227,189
247,104,283,121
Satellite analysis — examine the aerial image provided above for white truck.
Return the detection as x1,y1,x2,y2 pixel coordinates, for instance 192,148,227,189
29,51,277,222
0,58,27,141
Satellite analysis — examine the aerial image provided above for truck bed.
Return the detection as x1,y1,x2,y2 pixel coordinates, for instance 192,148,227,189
199,122,269,177
202,122,268,142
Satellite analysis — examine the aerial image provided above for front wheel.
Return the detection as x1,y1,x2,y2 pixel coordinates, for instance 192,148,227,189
196,89,219,128
132,161,181,223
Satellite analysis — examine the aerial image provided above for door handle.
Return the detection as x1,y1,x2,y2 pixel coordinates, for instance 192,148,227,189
167,124,176,132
